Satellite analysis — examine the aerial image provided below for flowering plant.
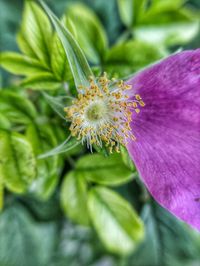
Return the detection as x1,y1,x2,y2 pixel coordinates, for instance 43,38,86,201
0,0,200,265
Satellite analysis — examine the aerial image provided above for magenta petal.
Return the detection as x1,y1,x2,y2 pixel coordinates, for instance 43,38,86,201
127,50,200,231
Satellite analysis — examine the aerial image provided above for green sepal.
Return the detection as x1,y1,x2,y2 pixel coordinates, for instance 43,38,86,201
39,0,93,89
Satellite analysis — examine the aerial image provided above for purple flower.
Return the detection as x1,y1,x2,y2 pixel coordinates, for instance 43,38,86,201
127,50,200,231
65,49,200,230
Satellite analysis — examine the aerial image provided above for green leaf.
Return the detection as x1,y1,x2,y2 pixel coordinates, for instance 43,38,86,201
0,129,36,194
117,0,148,26
50,13,76,82
117,0,134,27
26,124,59,200
134,1,199,45
20,0,52,65
141,0,186,18
61,171,89,226
17,30,38,58
117,0,199,46
0,114,11,130
39,0,93,88
0,90,37,124
50,33,72,81
66,3,108,64
21,72,61,90
13,132,37,183
49,221,100,266
129,202,200,266
88,186,144,255
0,52,48,76
76,153,133,186
104,40,163,77
134,20,199,46
0,203,56,266
120,146,135,171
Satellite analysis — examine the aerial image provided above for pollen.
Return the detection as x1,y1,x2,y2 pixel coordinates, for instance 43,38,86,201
64,72,144,152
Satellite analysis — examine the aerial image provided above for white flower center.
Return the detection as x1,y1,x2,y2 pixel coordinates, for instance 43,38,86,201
85,100,107,122
64,73,145,152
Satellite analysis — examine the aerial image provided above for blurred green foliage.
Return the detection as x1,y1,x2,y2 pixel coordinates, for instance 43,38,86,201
0,0,200,265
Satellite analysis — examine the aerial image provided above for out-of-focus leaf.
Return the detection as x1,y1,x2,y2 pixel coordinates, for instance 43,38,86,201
0,130,36,194
136,1,199,45
0,90,37,124
20,194,61,221
0,52,49,76
17,30,37,59
117,0,133,27
117,0,199,46
0,203,56,266
79,0,121,44
139,0,187,20
66,3,108,64
134,20,199,46
76,153,133,186
39,0,93,88
0,114,11,130
26,124,59,200
20,1,52,65
88,186,144,255
64,16,77,38
128,202,200,266
117,0,146,26
49,221,105,266
61,171,89,225
21,72,61,90
104,40,163,78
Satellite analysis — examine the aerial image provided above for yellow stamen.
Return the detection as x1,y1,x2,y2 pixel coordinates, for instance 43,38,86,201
64,73,145,152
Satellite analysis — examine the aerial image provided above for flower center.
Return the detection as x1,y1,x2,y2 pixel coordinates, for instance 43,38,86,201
64,73,145,153
85,101,107,121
